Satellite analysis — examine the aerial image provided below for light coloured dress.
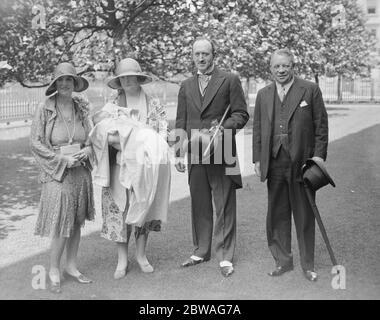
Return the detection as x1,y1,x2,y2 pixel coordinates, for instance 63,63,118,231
98,89,170,242
31,96,95,238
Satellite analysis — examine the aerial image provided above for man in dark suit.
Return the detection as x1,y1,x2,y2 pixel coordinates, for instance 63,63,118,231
175,37,249,277
252,49,328,282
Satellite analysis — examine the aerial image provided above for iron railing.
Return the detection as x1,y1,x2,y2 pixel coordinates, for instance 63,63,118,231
1,76,380,123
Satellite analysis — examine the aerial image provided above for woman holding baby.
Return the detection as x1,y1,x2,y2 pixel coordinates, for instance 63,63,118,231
91,58,171,279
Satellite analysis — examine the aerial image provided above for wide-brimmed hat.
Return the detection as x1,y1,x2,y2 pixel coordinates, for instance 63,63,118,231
45,62,89,96
107,58,152,90
302,158,336,191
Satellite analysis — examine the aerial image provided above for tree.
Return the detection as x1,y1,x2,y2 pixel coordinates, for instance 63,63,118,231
311,0,375,81
0,0,375,88
0,0,258,85
237,0,374,83
0,0,188,86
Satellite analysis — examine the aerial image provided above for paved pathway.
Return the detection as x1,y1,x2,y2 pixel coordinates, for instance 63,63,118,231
0,120,379,300
0,104,379,299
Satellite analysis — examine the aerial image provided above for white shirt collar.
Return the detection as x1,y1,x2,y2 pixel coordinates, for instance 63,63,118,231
276,77,294,95
197,63,215,76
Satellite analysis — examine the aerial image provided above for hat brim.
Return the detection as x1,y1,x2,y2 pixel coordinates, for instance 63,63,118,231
107,72,153,90
45,74,89,96
303,159,336,187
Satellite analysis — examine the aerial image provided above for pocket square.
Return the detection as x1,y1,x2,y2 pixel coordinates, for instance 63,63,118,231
300,100,308,107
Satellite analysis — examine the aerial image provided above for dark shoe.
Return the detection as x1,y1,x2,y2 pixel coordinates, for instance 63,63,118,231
181,257,206,268
304,270,318,282
49,279,61,294
220,265,234,277
63,270,93,284
268,264,294,277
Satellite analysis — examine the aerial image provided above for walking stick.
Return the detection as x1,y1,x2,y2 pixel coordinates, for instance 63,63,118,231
304,183,338,267
302,158,339,269
203,105,231,157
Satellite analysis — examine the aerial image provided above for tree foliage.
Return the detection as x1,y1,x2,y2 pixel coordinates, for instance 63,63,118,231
237,0,375,80
312,0,375,78
0,0,375,87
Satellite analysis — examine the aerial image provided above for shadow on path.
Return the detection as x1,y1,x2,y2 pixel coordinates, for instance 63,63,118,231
0,137,40,239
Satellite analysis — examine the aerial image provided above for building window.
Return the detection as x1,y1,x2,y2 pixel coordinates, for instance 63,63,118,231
367,0,377,14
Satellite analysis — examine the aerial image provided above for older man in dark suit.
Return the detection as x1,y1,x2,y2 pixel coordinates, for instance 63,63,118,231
175,37,249,277
252,49,328,282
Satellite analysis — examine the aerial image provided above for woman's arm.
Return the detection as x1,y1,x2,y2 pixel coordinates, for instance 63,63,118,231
30,103,70,181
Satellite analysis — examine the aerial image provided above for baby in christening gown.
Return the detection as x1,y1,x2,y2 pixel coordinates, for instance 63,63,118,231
92,102,142,127
90,101,171,228
91,101,157,174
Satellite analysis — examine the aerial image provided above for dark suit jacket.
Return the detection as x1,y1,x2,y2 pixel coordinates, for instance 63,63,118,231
252,77,328,182
175,67,249,188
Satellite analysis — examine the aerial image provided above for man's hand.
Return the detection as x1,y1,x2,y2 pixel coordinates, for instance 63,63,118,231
167,129,177,147
254,161,261,178
175,157,186,173
209,125,223,138
312,156,324,163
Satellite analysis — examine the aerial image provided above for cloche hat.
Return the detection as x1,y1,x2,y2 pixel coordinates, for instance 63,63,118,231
107,58,152,90
45,62,89,96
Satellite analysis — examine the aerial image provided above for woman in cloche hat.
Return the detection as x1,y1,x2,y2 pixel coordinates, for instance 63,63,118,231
30,62,95,293
95,58,170,280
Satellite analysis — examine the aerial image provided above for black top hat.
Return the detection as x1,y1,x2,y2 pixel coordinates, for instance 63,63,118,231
302,158,336,191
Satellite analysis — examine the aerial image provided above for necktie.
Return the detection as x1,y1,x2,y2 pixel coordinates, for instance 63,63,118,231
279,86,286,102
198,73,212,96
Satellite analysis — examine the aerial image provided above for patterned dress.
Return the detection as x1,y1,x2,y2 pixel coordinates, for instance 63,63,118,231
31,96,95,238
100,90,167,243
